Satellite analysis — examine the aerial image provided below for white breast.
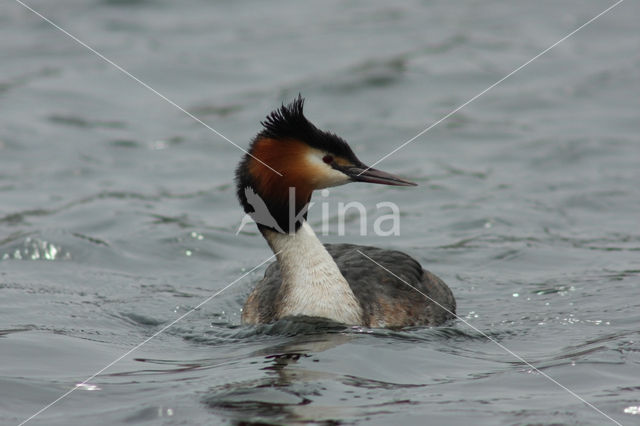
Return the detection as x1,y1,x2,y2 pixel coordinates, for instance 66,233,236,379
264,222,363,324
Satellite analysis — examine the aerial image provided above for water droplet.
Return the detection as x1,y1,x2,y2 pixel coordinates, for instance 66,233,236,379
624,406,640,415
47,244,58,260
75,383,101,391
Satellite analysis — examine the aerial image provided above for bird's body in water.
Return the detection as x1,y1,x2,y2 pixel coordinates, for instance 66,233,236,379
236,97,455,328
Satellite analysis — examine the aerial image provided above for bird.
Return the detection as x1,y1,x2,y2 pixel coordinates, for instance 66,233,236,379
235,96,455,328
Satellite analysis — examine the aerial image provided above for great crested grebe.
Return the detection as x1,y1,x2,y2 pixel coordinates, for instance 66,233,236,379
236,97,455,328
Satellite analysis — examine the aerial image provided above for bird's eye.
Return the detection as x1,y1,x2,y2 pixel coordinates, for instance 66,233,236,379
322,155,334,164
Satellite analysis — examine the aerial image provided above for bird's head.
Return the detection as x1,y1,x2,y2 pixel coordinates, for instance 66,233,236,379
235,96,416,234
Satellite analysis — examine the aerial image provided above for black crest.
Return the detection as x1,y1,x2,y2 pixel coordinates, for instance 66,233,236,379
257,95,360,161
259,95,312,141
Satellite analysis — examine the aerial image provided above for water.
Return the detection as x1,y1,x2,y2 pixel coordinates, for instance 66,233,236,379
1,0,639,424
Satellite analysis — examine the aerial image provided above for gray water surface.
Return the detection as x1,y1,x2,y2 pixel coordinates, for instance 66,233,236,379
1,0,639,425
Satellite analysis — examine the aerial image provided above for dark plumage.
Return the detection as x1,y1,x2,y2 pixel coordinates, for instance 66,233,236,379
258,95,360,163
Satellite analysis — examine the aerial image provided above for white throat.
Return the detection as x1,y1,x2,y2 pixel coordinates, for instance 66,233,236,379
263,222,363,324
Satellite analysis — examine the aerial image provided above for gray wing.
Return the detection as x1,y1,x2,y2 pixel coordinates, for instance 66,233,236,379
325,244,456,327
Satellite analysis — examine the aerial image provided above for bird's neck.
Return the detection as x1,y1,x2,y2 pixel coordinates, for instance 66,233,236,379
262,221,363,324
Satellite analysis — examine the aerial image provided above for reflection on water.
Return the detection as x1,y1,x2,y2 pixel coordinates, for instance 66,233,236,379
202,327,381,425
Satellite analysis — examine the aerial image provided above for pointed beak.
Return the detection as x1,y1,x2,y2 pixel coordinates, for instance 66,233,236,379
345,166,417,187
